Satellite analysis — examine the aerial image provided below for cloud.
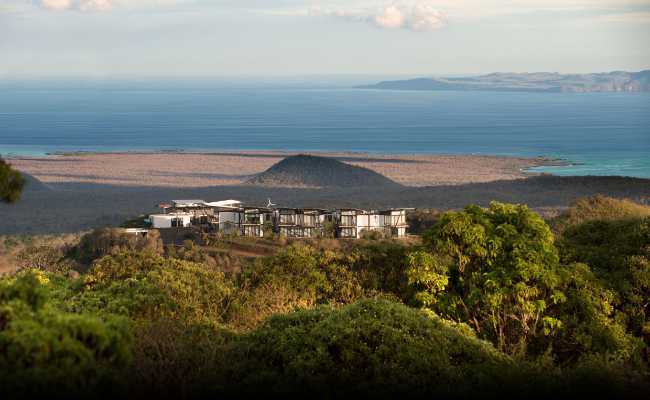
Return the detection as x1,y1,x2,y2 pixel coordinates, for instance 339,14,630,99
374,5,405,29
36,0,112,11
37,0,73,10
588,10,650,23
409,2,446,31
33,0,183,12
312,1,448,32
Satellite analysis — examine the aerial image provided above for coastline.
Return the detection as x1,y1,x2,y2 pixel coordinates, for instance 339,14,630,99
7,151,560,188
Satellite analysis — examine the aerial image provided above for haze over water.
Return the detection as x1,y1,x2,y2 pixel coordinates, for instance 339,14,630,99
0,84,648,178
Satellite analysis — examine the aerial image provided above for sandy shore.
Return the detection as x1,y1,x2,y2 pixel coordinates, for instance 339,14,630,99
8,151,554,188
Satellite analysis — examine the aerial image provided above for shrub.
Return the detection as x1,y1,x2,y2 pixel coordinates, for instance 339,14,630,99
0,270,132,395
407,208,442,235
531,263,644,364
231,244,367,330
130,319,234,394
359,229,387,240
0,158,25,204
16,245,72,274
348,240,411,296
72,252,235,323
74,228,163,265
552,195,650,234
558,217,650,348
223,299,511,397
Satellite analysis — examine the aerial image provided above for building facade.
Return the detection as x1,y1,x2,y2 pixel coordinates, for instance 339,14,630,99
276,208,332,238
148,199,411,239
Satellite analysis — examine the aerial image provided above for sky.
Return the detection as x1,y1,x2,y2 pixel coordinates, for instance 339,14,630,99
1,0,649,77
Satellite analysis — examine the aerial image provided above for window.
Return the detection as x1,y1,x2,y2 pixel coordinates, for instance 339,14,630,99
340,215,356,226
280,214,295,224
245,214,260,224
303,215,316,227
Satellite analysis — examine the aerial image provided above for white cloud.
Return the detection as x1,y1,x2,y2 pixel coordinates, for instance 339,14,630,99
298,0,650,21
311,1,448,32
26,0,650,25
409,2,446,31
374,5,405,29
79,0,112,11
38,0,74,10
33,0,182,12
36,0,112,11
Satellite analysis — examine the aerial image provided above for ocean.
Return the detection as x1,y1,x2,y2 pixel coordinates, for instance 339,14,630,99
0,83,648,178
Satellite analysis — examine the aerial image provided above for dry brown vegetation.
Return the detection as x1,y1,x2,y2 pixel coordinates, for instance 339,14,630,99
552,195,650,233
0,233,83,275
9,151,550,187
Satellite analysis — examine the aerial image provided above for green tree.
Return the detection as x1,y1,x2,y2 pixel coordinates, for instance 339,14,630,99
532,263,643,364
75,251,235,323
405,250,448,308
420,202,565,354
0,270,132,395
558,217,650,348
224,299,511,397
0,157,25,203
232,244,367,330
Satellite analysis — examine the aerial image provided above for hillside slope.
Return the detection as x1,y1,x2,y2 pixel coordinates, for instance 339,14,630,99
245,154,400,188
360,70,650,93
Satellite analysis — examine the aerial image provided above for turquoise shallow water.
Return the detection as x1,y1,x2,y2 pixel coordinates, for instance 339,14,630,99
0,85,648,178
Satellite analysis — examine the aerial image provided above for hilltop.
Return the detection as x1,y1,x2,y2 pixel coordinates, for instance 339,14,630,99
359,70,650,93
245,154,400,188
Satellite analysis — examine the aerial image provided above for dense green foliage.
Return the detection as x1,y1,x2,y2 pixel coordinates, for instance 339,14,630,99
225,299,511,397
558,216,650,350
418,202,565,354
0,197,648,397
0,271,131,395
408,201,644,364
75,251,236,323
0,157,25,204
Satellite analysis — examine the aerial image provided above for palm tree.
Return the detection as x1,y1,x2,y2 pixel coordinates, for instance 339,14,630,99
0,157,25,203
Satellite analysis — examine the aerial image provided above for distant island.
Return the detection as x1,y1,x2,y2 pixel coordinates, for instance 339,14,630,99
359,70,650,93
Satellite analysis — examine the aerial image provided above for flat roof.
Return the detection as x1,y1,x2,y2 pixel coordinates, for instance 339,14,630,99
276,207,331,213
150,212,194,218
205,200,242,208
171,200,207,207
243,206,274,212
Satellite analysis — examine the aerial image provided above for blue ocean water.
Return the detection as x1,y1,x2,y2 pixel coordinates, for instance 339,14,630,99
0,85,648,178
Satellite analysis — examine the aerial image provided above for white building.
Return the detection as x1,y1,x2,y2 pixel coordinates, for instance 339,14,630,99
147,198,411,239
336,208,411,238
150,213,194,229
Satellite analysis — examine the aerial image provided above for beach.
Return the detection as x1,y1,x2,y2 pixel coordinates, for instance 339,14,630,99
8,152,554,188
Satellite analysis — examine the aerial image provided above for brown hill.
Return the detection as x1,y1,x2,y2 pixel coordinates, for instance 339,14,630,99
245,154,400,188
